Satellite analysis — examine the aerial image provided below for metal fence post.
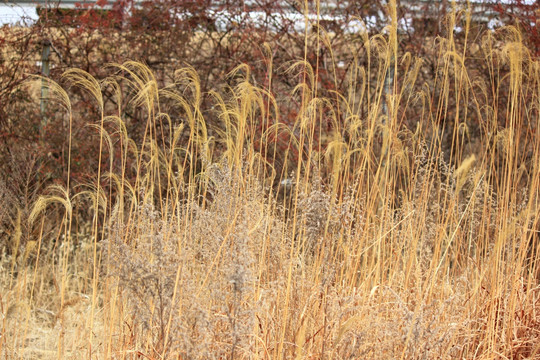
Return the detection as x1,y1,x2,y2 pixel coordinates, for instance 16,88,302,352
40,39,51,130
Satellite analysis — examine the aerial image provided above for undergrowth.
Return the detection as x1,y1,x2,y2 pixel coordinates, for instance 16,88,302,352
2,1,540,359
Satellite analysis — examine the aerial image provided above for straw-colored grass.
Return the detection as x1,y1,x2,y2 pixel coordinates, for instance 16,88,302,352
2,1,540,359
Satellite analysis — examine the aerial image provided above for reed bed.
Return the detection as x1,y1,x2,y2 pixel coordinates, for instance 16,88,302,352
1,1,540,359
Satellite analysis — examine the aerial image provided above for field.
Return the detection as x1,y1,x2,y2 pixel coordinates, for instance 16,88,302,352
1,2,540,359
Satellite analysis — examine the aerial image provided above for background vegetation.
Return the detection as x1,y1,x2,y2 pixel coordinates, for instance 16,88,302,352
1,0,540,358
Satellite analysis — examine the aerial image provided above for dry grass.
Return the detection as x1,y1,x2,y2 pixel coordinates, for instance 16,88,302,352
2,2,540,359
